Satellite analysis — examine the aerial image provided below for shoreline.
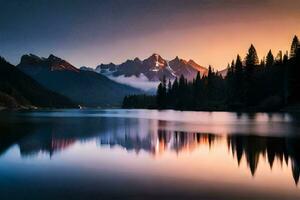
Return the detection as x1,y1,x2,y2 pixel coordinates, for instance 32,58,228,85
2,106,300,113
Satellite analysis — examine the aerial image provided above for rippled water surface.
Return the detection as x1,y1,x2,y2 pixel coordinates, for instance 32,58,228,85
1,109,300,200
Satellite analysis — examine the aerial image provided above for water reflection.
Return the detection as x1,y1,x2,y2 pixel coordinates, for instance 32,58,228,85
228,135,300,184
1,110,300,187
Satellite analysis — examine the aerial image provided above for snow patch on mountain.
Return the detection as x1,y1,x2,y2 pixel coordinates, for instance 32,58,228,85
166,61,177,77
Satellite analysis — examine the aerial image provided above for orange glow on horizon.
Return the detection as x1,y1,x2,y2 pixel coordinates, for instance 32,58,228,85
65,2,300,70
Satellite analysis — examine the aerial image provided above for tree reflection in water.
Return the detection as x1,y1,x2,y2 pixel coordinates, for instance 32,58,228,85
0,115,300,185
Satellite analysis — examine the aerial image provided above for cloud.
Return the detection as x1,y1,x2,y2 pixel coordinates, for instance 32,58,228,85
106,74,160,92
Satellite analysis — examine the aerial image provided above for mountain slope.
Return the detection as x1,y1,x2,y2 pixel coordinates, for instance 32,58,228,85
0,57,75,108
218,68,228,77
187,59,208,77
18,54,142,107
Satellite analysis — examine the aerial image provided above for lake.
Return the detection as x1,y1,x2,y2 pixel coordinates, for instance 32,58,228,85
0,109,300,200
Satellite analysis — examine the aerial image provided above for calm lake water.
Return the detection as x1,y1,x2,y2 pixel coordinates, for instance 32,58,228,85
1,109,300,200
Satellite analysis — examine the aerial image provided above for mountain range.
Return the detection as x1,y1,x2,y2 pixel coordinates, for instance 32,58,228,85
81,54,208,91
17,54,142,107
0,57,75,109
0,53,214,108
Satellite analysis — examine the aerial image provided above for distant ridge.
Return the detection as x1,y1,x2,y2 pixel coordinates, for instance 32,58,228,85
18,54,142,107
0,56,75,109
20,54,80,72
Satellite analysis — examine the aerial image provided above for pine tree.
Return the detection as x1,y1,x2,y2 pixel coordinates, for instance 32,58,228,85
266,50,274,68
193,71,203,108
235,55,244,104
178,75,186,109
156,83,164,108
167,79,172,105
235,55,243,74
290,35,299,58
288,45,300,103
196,72,201,82
226,62,235,103
245,44,259,66
207,66,213,100
244,44,259,106
171,77,179,107
172,77,179,92
156,76,167,109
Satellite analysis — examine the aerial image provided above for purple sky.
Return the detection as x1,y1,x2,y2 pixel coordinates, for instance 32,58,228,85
0,0,300,69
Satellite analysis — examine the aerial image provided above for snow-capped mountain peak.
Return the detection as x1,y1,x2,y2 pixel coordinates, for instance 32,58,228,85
81,54,208,91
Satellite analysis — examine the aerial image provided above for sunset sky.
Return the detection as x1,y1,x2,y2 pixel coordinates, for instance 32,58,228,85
1,0,300,69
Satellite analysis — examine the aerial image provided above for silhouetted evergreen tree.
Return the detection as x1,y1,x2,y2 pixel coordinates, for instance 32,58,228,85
234,55,244,104
226,62,235,103
290,35,299,58
266,50,274,68
288,45,300,103
244,44,259,106
246,44,259,66
206,65,214,101
287,42,295,102
177,75,187,109
156,75,167,109
193,71,203,108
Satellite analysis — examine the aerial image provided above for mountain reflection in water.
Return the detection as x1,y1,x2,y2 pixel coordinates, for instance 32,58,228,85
1,110,300,200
